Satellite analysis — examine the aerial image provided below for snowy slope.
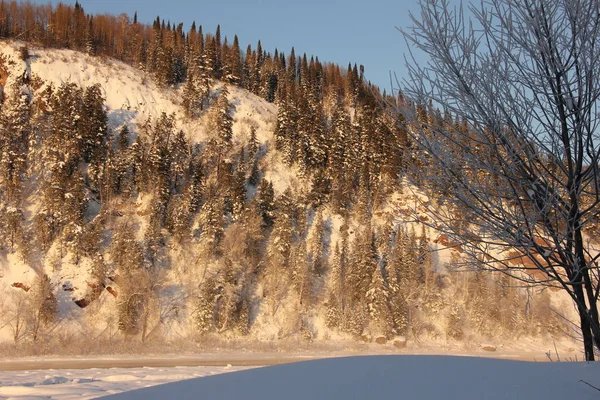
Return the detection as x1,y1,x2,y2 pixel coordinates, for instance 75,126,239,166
0,41,280,343
18,42,297,195
0,364,252,399
2,355,598,400
100,356,600,400
0,41,580,355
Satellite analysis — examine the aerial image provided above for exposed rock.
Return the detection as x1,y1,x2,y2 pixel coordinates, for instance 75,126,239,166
106,286,118,297
394,337,407,349
375,336,387,345
434,234,463,252
481,344,497,352
74,298,90,308
62,283,77,292
11,282,30,292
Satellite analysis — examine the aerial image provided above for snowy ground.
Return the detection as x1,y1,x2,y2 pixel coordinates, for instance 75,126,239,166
0,350,597,399
0,365,254,399
3,356,591,400
102,356,600,400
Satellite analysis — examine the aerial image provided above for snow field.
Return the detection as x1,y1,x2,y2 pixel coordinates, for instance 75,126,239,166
0,365,252,399
101,356,600,400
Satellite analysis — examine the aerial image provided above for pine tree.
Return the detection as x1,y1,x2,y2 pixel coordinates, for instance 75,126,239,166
256,179,275,227
200,186,226,256
185,152,205,213
231,169,247,220
446,302,464,340
216,85,233,151
182,69,200,118
31,274,57,341
366,265,393,338
467,271,489,335
325,292,342,329
308,211,326,275
1,206,25,252
387,229,410,334
169,129,189,192
274,97,298,165
236,301,250,335
347,224,378,307
85,16,96,55
195,276,217,335
81,83,108,164
248,125,259,160
0,83,30,207
223,34,242,84
166,194,191,242
248,159,260,187
215,261,245,332
112,223,147,335
291,240,312,307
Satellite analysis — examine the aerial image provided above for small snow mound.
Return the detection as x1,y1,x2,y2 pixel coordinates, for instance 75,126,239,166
101,375,141,382
41,375,70,385
481,344,497,352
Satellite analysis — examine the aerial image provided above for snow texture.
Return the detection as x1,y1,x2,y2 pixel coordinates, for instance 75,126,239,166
96,355,600,400
0,365,251,399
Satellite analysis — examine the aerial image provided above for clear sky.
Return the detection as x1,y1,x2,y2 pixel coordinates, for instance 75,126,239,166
27,0,426,92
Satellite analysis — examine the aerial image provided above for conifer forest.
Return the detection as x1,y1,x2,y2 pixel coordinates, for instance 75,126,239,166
0,1,573,354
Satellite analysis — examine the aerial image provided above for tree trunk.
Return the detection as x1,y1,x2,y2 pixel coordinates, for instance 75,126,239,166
575,227,600,358
574,282,595,361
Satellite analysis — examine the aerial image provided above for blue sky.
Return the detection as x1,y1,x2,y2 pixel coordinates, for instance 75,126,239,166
28,0,426,91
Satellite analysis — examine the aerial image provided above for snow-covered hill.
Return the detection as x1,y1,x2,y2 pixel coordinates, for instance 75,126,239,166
0,41,578,357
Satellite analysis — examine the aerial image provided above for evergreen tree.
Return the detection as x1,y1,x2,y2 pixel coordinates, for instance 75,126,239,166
182,69,200,118
256,179,275,227
169,129,189,192
347,224,378,307
236,301,250,335
31,274,58,341
195,276,217,335
223,34,242,84
291,239,312,307
111,222,147,335
248,125,259,160
248,159,260,187
308,211,326,275
199,185,226,256
0,83,30,206
81,83,108,164
215,85,233,151
366,264,394,338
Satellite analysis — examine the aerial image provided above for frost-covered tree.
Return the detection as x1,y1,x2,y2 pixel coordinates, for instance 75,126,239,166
80,83,108,165
111,223,148,336
195,275,217,335
308,211,326,275
248,125,259,160
0,83,30,206
398,0,600,360
366,264,394,338
256,178,275,227
215,85,233,150
30,274,57,342
182,69,200,118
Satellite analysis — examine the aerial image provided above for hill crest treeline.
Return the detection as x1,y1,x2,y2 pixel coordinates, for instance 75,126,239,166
0,1,377,103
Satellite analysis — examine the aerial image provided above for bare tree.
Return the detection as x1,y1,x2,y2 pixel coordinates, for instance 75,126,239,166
397,0,600,360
